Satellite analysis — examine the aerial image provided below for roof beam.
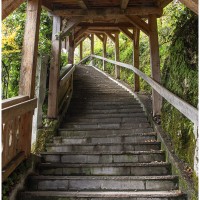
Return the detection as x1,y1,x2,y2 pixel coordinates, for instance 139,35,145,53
60,17,82,38
179,0,198,15
2,0,25,19
75,33,89,48
95,33,104,42
52,7,163,17
126,15,150,35
78,22,134,28
75,27,88,41
119,27,133,40
77,0,88,9
106,32,116,43
121,0,129,10
159,0,173,8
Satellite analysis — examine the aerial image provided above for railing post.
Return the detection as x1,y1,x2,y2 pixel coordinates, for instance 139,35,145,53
80,41,83,61
115,33,120,79
91,34,94,65
47,15,61,118
103,35,107,71
133,28,140,92
68,31,75,64
19,0,41,98
149,15,162,116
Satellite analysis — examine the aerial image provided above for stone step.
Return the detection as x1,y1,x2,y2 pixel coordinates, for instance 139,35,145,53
19,190,187,200
27,175,179,191
53,132,157,144
65,116,148,124
38,162,171,176
46,142,161,152
66,112,147,119
40,150,165,164
61,122,151,130
58,128,154,137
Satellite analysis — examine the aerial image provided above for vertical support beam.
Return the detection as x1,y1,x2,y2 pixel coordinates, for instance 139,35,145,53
47,15,61,118
133,28,140,92
19,0,41,98
68,31,75,64
115,33,120,79
91,34,94,65
149,15,162,116
103,35,107,71
80,41,83,61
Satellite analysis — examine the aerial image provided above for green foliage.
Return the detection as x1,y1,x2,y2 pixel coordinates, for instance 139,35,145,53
161,8,198,167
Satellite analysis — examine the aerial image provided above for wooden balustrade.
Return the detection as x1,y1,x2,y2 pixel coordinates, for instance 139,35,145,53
89,54,198,126
2,96,37,182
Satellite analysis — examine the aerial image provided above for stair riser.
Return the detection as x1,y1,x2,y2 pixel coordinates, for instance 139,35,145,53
28,178,178,191
39,166,171,176
46,144,161,153
69,105,142,110
59,128,154,137
53,135,156,145
61,123,150,130
42,153,165,164
70,101,139,106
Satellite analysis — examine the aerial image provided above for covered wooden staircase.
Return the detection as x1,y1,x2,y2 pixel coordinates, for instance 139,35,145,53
18,65,186,199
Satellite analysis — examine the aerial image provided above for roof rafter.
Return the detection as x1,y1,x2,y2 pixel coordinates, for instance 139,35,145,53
179,0,198,15
77,0,88,9
121,0,129,10
119,27,133,41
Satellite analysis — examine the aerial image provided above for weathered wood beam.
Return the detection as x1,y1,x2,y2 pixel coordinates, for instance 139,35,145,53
47,15,61,118
75,27,88,42
126,15,150,35
133,28,140,92
95,33,104,42
103,34,107,71
149,15,162,116
80,41,83,61
159,0,173,8
119,27,133,41
2,0,25,20
121,0,129,9
61,17,82,38
179,0,198,15
19,0,41,98
115,33,120,79
68,31,75,64
87,30,120,34
52,7,163,17
106,32,115,43
77,0,87,9
75,33,89,47
41,0,53,11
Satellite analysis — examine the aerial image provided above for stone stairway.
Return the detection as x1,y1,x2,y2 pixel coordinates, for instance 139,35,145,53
19,65,186,199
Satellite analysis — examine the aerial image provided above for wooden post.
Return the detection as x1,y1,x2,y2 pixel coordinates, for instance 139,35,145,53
19,0,41,98
91,34,94,65
149,15,162,116
68,32,74,64
103,35,107,71
80,41,83,61
47,15,61,118
133,28,140,92
115,33,120,79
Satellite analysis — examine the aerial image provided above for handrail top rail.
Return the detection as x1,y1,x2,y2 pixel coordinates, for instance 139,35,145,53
90,54,198,127
59,64,73,80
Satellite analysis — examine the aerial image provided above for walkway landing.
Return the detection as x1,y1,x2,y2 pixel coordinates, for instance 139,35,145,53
19,65,186,200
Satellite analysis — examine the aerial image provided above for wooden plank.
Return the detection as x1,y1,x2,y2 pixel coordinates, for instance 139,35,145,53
149,15,162,116
126,15,150,36
52,7,163,17
159,0,173,8
2,0,25,20
61,17,82,38
90,55,198,125
80,41,83,61
2,151,26,182
106,32,115,42
119,27,133,41
47,15,61,118
59,65,76,87
19,0,41,98
2,98,37,123
68,32,75,64
41,0,53,11
88,29,120,33
95,33,104,42
103,34,107,71
133,28,140,92
2,95,29,109
91,34,94,65
115,33,120,79
75,33,89,47
179,0,198,15
75,27,88,41
78,22,134,28
121,0,129,9
77,0,87,9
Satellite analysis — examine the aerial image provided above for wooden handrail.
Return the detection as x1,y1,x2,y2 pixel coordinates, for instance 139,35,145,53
2,95,29,109
59,65,76,87
60,64,73,80
2,98,37,123
90,54,198,125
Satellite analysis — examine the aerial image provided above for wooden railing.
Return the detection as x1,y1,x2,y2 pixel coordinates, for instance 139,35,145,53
89,54,198,126
2,96,37,181
58,64,75,115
